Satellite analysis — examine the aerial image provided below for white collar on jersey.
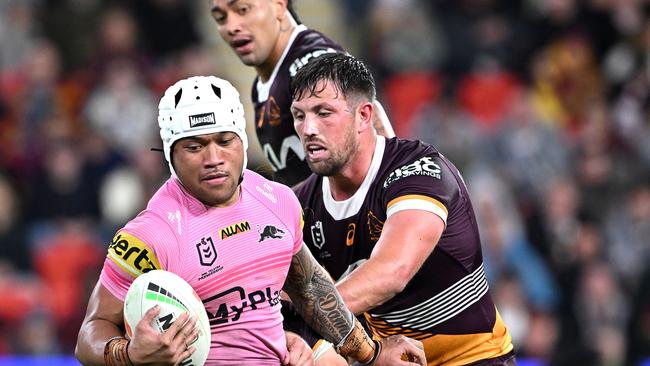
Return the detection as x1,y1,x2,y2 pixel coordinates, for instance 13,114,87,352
322,136,386,220
256,24,308,103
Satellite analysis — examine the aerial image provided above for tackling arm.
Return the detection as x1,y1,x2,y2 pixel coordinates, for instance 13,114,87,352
336,210,444,315
283,244,375,363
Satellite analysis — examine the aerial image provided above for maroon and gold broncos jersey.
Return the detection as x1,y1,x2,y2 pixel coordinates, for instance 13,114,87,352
252,25,344,186
295,137,514,365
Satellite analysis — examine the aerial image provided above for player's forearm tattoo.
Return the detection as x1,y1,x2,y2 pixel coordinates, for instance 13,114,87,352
284,244,353,343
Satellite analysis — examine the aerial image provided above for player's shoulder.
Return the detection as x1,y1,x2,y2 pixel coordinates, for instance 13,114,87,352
293,28,343,50
109,178,185,265
145,178,186,213
382,137,440,168
378,137,452,189
292,173,321,203
242,169,300,206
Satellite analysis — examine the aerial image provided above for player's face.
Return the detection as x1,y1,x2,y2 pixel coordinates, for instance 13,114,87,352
210,0,283,67
173,132,244,207
291,81,360,176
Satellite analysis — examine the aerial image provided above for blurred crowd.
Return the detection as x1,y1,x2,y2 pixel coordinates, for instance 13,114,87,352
0,0,648,365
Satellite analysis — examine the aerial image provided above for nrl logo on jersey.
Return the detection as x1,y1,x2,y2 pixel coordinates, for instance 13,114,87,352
383,156,441,188
189,112,216,128
311,221,326,249
196,236,217,266
220,221,251,240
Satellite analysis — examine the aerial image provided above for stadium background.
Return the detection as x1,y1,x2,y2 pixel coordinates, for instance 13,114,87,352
0,0,649,365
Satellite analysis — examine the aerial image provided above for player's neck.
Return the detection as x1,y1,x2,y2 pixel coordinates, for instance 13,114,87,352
256,21,296,82
328,136,377,201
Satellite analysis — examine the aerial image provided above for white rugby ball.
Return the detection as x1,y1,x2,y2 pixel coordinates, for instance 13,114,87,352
124,270,211,366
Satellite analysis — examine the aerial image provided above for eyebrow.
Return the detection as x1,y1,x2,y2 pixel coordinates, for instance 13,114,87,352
211,0,238,13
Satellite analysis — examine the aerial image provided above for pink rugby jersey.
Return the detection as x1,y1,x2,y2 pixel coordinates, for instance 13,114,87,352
100,170,303,365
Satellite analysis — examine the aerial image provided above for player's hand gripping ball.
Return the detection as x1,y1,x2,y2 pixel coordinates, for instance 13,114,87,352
124,270,211,365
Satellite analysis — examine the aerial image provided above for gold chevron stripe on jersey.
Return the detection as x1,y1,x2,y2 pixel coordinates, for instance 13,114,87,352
107,232,161,277
365,309,513,365
386,194,448,223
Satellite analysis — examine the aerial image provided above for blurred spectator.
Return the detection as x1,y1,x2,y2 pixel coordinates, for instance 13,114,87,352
0,38,87,186
0,175,30,272
456,64,522,132
628,263,650,364
0,0,38,73
83,59,157,156
574,99,638,222
530,35,605,137
409,94,482,169
39,0,104,72
382,71,442,137
575,262,629,365
14,311,60,355
0,1,648,363
86,5,151,87
130,0,201,60
468,166,559,311
367,0,445,77
25,138,100,235
605,181,650,291
99,167,145,230
490,90,571,201
540,176,582,270
32,219,103,352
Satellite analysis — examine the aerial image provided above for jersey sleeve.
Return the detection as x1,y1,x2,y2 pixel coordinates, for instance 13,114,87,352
381,155,458,225
99,211,175,301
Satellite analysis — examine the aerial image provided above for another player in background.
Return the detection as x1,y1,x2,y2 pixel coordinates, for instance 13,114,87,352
210,0,394,187
291,53,517,365
75,76,425,366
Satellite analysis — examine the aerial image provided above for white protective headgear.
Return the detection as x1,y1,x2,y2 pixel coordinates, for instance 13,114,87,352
158,76,248,178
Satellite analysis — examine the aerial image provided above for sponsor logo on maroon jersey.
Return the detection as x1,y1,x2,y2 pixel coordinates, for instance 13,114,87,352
383,156,441,188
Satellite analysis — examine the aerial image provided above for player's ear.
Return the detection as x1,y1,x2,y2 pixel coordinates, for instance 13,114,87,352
357,101,373,133
272,0,287,21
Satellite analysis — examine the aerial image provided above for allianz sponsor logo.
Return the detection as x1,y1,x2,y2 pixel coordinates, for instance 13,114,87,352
256,185,277,203
189,112,216,128
383,156,441,188
220,221,251,240
289,48,339,77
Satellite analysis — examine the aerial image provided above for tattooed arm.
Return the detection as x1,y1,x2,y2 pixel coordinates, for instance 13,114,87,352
283,243,374,362
283,243,427,365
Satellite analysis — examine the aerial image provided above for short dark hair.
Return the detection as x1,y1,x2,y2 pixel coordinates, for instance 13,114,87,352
290,53,376,104
287,0,301,25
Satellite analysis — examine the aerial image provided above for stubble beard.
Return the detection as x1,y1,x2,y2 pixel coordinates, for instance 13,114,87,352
307,128,359,177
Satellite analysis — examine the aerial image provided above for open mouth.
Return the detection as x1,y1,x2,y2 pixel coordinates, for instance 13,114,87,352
306,143,327,160
231,38,253,54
